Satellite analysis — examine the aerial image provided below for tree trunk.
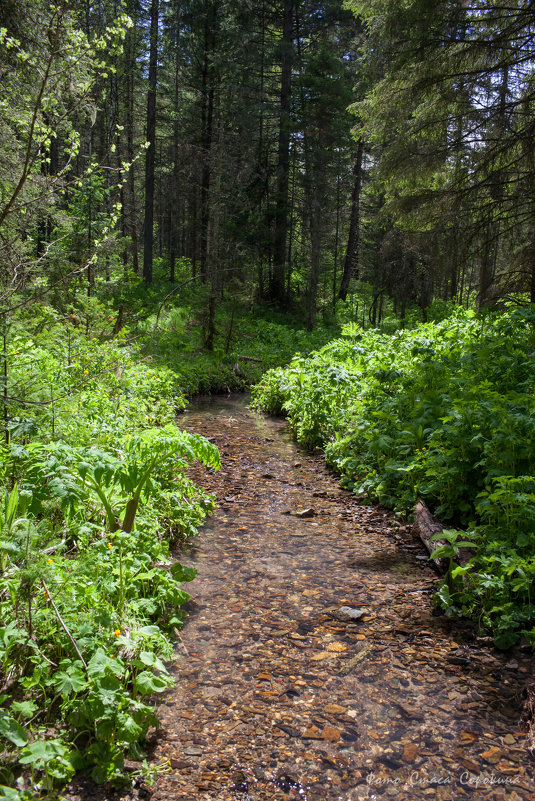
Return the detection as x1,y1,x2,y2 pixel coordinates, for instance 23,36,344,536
332,166,341,310
170,1,181,284
339,139,363,301
199,81,215,281
271,0,293,305
190,188,198,277
478,215,495,309
142,0,159,284
36,116,57,256
304,142,323,331
199,2,218,282
413,500,450,573
204,291,216,351
125,5,139,275
449,223,459,301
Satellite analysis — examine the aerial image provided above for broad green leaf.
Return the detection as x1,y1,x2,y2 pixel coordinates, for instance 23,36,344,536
0,711,28,747
139,651,167,672
19,739,68,765
0,540,19,555
137,625,160,636
0,786,24,801
52,667,87,696
451,565,472,579
117,714,143,743
5,486,19,527
429,545,451,559
87,647,108,677
170,563,197,582
435,583,452,608
134,670,171,695
10,700,38,719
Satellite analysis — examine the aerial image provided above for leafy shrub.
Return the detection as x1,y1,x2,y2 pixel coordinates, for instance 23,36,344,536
0,304,220,790
252,306,535,647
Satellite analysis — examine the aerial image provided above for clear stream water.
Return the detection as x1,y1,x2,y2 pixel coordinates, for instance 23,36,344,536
147,395,533,801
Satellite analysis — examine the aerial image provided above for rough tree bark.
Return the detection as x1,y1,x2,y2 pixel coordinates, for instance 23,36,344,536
339,139,363,301
169,0,181,284
199,1,218,283
413,500,472,573
142,0,159,284
271,0,294,305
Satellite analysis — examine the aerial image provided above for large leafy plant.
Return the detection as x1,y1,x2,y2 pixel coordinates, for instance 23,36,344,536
252,306,535,647
0,309,221,789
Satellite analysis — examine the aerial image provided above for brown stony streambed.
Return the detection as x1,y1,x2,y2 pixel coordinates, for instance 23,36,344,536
68,395,535,801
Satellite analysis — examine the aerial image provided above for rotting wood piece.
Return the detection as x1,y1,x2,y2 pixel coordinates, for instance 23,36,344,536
522,682,535,756
413,500,472,574
236,354,263,363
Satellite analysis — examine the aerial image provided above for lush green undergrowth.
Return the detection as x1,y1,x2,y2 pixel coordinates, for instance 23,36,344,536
138,296,340,393
0,303,223,794
252,306,535,649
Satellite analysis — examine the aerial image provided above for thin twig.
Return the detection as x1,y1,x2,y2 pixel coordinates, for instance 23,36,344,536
175,632,189,656
30,637,58,668
41,579,87,671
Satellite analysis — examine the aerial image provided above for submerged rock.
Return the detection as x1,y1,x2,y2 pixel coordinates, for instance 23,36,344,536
329,606,366,622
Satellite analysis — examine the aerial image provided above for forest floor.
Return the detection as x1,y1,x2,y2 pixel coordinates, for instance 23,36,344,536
65,396,534,801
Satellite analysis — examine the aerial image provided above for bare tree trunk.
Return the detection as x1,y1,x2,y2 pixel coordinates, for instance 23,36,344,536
199,81,215,281
125,8,139,275
478,214,495,309
199,2,218,283
339,139,363,301
36,115,58,256
479,65,508,308
332,165,341,310
286,142,297,300
271,0,293,305
169,1,181,284
142,0,159,284
190,188,198,277
303,135,323,332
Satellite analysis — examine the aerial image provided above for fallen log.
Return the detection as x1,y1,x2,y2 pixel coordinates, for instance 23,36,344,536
413,500,473,574
236,354,263,363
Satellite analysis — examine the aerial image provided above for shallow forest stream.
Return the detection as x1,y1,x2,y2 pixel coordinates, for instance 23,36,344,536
144,395,534,801
71,395,533,801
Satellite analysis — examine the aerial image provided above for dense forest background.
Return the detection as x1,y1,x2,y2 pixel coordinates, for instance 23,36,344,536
2,0,535,791
2,0,535,338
